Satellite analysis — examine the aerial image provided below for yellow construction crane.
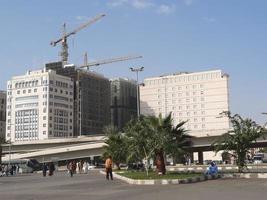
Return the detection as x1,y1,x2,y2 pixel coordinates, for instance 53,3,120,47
50,13,106,64
80,53,143,70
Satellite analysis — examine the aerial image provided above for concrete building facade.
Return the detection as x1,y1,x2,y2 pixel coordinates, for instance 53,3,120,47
6,69,74,142
140,70,230,161
0,90,6,139
45,62,111,136
110,78,137,130
140,70,230,137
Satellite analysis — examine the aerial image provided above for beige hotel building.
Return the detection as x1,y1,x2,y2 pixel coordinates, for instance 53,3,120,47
140,70,230,160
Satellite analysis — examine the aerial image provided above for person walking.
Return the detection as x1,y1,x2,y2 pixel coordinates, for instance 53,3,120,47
84,161,88,174
48,162,55,176
67,161,76,177
42,163,48,177
105,156,113,180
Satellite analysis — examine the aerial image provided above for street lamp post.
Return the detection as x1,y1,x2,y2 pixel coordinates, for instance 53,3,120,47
130,67,144,118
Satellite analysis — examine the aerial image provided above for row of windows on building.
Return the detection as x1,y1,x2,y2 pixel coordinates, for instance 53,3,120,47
12,88,72,96
41,101,72,109
157,98,205,105
155,84,205,92
11,79,73,89
14,80,39,88
157,104,206,110
51,80,72,89
42,108,72,116
157,110,206,116
52,131,72,137
157,91,205,98
145,72,221,86
15,132,38,139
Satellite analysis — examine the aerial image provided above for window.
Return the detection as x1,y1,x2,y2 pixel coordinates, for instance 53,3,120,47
28,89,31,93
43,123,46,127
34,88,37,92
17,90,20,94
23,90,26,94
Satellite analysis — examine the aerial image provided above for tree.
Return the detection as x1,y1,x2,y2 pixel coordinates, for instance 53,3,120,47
213,112,265,172
165,121,192,165
143,113,173,175
124,116,152,165
103,126,128,170
124,113,191,175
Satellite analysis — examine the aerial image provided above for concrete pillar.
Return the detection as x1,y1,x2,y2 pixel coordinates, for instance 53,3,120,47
90,156,94,165
198,151,204,165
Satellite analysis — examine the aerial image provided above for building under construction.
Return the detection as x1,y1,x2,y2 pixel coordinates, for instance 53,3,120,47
45,61,110,136
110,78,137,130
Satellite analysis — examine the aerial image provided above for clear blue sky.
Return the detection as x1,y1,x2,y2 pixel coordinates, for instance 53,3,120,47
0,0,267,124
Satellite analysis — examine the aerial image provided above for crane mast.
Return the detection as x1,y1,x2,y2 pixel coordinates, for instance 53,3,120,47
50,13,106,64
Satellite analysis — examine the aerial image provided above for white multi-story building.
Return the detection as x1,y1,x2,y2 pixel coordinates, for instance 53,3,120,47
140,70,230,137
0,90,6,139
6,69,74,142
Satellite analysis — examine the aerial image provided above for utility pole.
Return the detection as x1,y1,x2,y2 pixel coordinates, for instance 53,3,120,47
130,67,144,118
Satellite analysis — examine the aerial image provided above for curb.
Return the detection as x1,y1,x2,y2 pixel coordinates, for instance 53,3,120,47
99,171,221,185
222,173,267,179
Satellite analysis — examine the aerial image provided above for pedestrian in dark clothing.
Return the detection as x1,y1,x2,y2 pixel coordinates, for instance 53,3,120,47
105,156,113,180
42,163,48,177
48,162,55,176
67,161,76,177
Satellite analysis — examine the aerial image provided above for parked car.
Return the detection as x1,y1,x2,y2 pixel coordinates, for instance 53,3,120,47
253,156,263,164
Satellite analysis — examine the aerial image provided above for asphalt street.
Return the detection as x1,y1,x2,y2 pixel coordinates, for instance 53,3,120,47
0,170,267,200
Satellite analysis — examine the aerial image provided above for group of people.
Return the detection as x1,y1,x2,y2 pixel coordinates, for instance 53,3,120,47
40,156,114,180
42,162,55,177
0,165,20,176
65,156,114,180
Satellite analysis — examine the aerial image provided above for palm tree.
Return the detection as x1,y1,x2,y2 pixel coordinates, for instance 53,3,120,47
213,112,264,172
103,126,128,170
124,113,189,176
166,121,192,165
147,113,172,175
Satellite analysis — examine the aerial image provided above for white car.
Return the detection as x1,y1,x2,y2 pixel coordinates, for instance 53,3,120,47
253,156,263,164
88,164,96,170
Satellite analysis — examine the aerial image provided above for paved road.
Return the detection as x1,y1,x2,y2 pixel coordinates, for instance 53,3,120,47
1,170,267,200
